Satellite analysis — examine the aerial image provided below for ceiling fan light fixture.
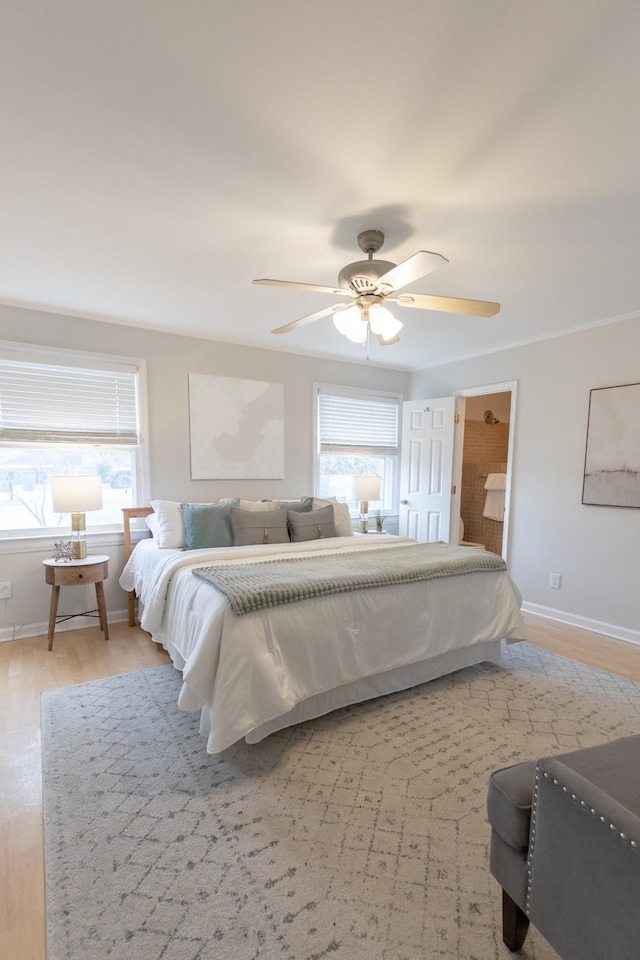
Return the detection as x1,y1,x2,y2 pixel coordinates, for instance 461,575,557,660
367,303,403,342
333,306,368,344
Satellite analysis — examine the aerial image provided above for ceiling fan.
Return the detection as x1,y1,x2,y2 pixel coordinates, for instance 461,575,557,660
253,230,500,350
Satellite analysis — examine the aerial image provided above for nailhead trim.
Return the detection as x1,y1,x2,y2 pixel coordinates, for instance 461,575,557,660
526,764,640,913
525,770,541,913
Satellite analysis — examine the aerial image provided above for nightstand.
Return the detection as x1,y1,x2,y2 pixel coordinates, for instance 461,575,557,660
43,555,110,651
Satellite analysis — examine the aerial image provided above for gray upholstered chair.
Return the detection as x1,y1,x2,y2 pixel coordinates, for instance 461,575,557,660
486,734,640,959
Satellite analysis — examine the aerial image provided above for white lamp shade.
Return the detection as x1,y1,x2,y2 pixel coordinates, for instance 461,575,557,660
51,474,103,513
333,307,368,344
351,475,381,501
368,303,403,341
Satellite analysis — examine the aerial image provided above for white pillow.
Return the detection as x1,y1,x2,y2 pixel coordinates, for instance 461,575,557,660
144,512,160,537
149,499,186,549
311,497,354,537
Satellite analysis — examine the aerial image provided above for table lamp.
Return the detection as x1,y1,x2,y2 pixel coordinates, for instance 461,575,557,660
51,475,103,559
351,475,381,534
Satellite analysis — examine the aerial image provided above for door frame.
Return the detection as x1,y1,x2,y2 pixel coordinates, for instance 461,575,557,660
452,380,518,562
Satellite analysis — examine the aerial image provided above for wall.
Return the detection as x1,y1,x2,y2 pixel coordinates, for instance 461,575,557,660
0,303,410,638
411,314,640,643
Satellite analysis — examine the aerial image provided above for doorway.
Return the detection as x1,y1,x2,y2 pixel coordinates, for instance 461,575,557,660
454,382,517,560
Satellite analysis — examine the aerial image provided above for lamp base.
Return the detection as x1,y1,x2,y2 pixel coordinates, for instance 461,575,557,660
359,520,368,534
71,512,87,559
72,540,87,560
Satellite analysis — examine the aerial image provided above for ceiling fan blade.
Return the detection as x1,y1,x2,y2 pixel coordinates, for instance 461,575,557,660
254,278,353,298
271,302,352,335
374,251,448,294
390,292,500,317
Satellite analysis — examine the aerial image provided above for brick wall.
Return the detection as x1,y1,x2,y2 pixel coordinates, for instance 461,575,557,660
460,420,509,555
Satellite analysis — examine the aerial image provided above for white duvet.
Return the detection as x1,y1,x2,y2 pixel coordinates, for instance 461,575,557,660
120,535,527,752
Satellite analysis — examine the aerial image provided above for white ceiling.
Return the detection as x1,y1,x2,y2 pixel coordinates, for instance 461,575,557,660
2,2,639,371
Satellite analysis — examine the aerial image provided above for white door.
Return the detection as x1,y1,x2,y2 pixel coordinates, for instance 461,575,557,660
399,398,456,542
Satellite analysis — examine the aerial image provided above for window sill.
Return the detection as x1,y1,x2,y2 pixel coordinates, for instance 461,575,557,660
0,528,131,556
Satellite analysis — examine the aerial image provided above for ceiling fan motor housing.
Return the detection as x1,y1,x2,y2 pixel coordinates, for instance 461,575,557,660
338,259,397,294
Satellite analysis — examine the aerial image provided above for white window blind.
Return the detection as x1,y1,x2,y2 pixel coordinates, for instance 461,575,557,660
318,391,399,456
0,359,139,446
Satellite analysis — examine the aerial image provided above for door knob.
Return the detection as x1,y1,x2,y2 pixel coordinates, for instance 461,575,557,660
400,499,408,504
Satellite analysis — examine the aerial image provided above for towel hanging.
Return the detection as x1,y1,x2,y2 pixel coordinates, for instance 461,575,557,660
484,473,506,491
483,473,506,521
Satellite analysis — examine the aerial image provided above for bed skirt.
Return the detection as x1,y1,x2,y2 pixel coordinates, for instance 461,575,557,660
195,639,503,747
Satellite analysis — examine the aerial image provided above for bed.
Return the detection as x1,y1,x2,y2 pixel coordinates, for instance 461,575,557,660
120,503,527,753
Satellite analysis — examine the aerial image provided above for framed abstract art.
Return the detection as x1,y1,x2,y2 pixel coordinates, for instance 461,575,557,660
188,373,284,480
582,382,640,508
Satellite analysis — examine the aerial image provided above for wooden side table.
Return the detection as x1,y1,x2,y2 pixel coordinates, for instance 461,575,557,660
43,555,110,651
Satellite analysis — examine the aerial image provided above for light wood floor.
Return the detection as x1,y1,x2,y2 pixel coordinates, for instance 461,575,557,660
1,615,638,960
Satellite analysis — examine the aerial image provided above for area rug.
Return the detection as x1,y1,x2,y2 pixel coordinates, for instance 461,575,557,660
42,642,640,960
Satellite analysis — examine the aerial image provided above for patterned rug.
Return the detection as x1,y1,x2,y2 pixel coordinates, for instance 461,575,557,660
41,642,640,960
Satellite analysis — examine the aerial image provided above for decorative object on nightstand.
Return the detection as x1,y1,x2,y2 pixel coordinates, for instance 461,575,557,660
351,475,381,533
50,475,103,560
52,540,74,562
42,555,109,651
373,509,388,533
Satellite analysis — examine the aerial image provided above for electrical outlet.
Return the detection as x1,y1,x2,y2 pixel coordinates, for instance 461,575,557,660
0,581,12,600
549,573,561,590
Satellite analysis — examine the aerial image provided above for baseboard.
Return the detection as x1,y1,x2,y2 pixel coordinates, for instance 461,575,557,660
0,607,130,643
522,602,640,647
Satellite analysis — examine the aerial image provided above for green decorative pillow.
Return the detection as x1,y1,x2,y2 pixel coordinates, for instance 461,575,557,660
180,499,240,549
230,507,290,546
287,505,338,542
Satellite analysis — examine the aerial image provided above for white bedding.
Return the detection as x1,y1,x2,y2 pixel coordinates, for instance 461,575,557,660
120,535,527,752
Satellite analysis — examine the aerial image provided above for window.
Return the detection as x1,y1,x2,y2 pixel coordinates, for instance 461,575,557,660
0,343,146,537
315,383,401,516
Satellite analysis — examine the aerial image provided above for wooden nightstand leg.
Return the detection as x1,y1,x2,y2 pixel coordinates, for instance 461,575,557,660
94,581,109,641
47,585,60,652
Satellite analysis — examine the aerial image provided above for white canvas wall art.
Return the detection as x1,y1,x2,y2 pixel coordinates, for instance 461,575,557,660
582,381,640,508
189,374,284,479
